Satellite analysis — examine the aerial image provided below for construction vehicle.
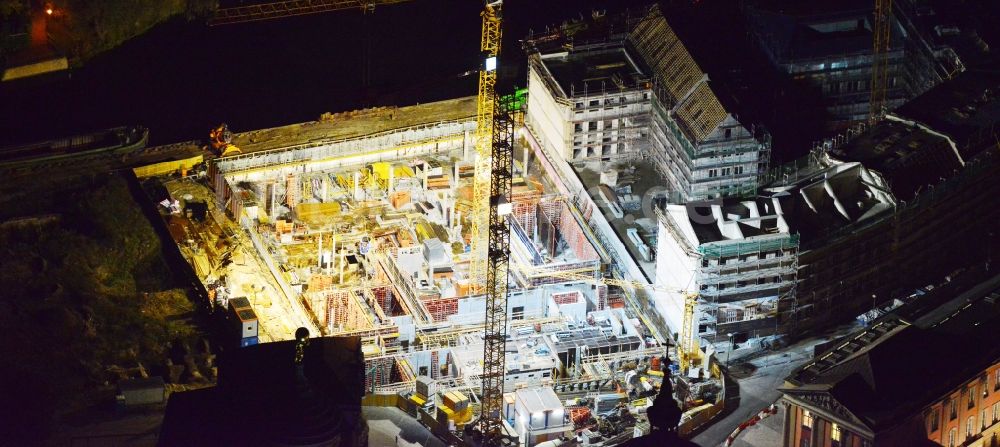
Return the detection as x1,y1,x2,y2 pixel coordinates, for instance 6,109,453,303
209,123,242,157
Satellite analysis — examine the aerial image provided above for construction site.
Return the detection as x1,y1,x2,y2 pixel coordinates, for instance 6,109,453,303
123,2,739,445
133,87,727,444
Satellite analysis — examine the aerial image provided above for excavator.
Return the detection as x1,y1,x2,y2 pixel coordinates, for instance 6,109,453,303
209,123,242,157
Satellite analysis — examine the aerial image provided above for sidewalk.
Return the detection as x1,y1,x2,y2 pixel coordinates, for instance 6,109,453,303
730,404,784,447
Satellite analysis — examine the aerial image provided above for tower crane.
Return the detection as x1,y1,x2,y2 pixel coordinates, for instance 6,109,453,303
476,2,513,445
869,0,893,123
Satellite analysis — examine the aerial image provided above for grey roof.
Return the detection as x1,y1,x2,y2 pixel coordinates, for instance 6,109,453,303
782,281,1000,430
539,48,646,97
834,119,962,201
762,161,895,243
515,387,563,414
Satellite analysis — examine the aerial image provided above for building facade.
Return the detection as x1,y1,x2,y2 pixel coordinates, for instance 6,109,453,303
780,284,1000,447
654,198,798,359
747,0,950,124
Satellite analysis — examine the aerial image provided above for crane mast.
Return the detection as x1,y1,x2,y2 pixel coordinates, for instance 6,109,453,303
470,1,502,295
869,0,893,123
476,2,512,445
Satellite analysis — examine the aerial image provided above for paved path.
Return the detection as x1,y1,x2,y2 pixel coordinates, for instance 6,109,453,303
364,406,445,447
691,322,861,447
731,403,785,447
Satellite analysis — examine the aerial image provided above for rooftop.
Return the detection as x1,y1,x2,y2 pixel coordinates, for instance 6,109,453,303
227,96,478,155
629,4,731,143
782,275,1000,430
834,118,962,201
539,48,646,97
761,160,896,243
514,386,564,414
893,70,1000,154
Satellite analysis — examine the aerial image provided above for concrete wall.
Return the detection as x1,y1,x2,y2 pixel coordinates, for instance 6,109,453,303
527,63,572,161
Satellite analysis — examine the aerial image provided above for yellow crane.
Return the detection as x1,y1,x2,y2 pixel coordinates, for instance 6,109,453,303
869,0,893,123
475,2,513,445
469,1,503,295
208,0,412,26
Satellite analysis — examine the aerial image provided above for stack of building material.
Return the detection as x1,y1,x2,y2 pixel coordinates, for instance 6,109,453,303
275,220,294,235
438,391,472,425
426,173,451,190
296,202,342,225
389,191,411,209
415,375,436,400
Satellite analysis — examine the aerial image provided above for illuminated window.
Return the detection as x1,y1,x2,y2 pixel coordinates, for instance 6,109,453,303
968,416,976,437
970,386,977,409
831,423,842,446
802,410,814,428
995,369,1000,391
950,398,958,420
928,408,940,432
949,428,957,447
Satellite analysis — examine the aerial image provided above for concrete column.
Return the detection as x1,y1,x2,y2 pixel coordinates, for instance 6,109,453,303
463,129,471,160
339,248,346,284
354,171,361,201
782,402,793,447
523,141,530,177
388,166,395,193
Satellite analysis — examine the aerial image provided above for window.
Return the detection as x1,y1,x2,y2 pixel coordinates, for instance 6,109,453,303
995,370,1000,391
734,166,744,175
724,128,732,139
512,306,525,320
831,423,842,447
708,169,718,178
950,428,957,447
967,416,976,438
929,408,940,432
970,386,977,409
575,123,583,132
589,100,599,107
589,121,598,130
575,102,583,109
994,402,999,424
950,398,958,420
721,167,732,176
802,410,814,428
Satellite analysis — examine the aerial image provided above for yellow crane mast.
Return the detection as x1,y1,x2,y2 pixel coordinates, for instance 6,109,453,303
469,1,502,296
476,2,513,444
869,0,893,123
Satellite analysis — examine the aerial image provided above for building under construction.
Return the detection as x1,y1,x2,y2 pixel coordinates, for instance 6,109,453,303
525,4,772,203
134,93,717,444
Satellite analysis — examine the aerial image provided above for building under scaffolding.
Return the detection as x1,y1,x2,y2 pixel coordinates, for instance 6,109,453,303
655,197,799,361
525,4,772,203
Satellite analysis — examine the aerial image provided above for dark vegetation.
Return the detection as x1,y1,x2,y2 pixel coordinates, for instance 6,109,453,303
52,0,217,60
0,174,203,444
0,0,216,62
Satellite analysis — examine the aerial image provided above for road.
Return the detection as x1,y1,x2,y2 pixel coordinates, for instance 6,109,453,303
691,321,862,447
364,406,446,447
